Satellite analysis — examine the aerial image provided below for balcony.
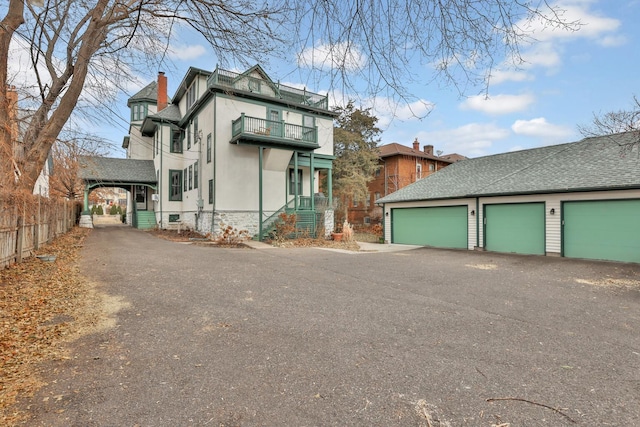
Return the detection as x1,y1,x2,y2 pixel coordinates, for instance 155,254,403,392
230,114,319,150
208,67,329,111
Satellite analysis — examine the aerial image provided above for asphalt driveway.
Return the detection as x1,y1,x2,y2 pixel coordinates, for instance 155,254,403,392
22,225,640,426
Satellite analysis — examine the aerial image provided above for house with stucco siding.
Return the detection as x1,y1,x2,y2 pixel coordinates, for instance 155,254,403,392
115,64,336,238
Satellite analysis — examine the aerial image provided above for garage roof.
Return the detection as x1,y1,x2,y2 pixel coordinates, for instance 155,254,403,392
377,131,640,203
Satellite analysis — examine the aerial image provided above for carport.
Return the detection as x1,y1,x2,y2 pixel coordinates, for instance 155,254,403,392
78,156,157,229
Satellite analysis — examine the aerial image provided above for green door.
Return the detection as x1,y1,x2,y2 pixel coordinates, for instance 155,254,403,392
391,206,467,248
563,199,640,263
485,203,545,255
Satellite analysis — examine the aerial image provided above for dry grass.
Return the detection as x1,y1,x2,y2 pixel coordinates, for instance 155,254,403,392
0,227,100,426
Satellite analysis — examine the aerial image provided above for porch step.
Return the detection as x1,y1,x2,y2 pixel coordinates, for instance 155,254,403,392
135,211,156,229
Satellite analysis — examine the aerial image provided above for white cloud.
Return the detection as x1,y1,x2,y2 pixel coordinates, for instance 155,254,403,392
488,69,534,85
167,44,207,61
520,1,621,43
511,117,574,140
598,35,627,47
298,42,367,72
460,93,535,115
417,123,510,157
520,42,562,69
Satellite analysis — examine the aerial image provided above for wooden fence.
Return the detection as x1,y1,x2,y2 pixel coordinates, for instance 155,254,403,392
0,195,80,269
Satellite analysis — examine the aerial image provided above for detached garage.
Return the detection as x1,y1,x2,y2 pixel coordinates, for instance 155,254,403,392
378,131,640,263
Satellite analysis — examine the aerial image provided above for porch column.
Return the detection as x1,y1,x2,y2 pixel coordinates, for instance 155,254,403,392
328,168,333,207
79,184,94,229
83,185,90,214
294,151,299,210
310,152,315,211
259,146,264,240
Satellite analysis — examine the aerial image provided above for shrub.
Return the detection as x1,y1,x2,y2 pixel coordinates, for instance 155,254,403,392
95,205,104,215
214,222,250,245
109,204,119,215
269,213,297,243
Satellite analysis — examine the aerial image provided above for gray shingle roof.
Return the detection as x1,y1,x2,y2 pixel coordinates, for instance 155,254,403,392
378,132,640,203
79,156,157,184
127,81,157,106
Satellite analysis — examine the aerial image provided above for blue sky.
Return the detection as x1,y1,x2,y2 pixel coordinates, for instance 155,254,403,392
10,0,637,159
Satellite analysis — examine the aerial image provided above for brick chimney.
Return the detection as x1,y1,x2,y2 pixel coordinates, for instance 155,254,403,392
157,71,167,112
424,144,434,156
412,138,420,151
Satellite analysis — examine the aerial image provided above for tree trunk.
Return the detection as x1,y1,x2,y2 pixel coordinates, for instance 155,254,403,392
0,0,25,190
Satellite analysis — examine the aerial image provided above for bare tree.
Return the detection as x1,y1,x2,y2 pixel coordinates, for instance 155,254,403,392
1,0,576,193
49,131,111,200
0,0,285,192
578,95,640,154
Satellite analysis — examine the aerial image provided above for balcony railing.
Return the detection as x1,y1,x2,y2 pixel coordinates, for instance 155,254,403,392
209,67,329,111
231,114,318,148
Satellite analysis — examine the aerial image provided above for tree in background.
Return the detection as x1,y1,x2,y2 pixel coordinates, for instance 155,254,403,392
49,131,111,200
332,101,381,224
578,95,640,154
1,0,576,193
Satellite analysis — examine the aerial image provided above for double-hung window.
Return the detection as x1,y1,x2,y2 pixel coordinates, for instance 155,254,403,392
171,129,183,153
288,168,303,195
194,161,198,189
169,170,182,201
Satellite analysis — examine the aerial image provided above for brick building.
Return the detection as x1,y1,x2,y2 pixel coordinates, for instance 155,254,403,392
348,139,464,226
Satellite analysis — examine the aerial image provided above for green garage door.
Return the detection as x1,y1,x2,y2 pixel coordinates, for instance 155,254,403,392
485,203,545,255
391,206,467,248
563,199,640,263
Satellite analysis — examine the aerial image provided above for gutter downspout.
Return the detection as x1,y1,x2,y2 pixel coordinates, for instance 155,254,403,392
475,197,479,249
159,121,163,228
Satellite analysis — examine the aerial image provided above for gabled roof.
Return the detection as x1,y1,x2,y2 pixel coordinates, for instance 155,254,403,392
378,132,640,203
173,67,212,102
379,142,452,162
79,156,157,184
127,81,157,107
140,104,182,136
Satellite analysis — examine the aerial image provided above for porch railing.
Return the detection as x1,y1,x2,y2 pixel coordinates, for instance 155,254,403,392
209,67,329,110
232,114,317,145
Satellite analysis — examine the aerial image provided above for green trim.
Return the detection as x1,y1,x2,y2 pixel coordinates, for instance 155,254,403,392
259,147,264,240
475,198,479,248
213,91,337,118
289,155,333,169
87,182,156,191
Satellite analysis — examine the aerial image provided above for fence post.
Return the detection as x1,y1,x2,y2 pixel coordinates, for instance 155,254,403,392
16,202,24,263
35,195,41,250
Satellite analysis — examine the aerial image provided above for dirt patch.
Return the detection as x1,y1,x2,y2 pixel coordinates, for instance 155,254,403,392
145,228,362,251
144,228,206,242
466,263,498,270
575,277,640,290
0,227,121,426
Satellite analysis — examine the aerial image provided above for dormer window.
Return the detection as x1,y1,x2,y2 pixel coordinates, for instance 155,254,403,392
131,103,148,121
248,79,261,93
